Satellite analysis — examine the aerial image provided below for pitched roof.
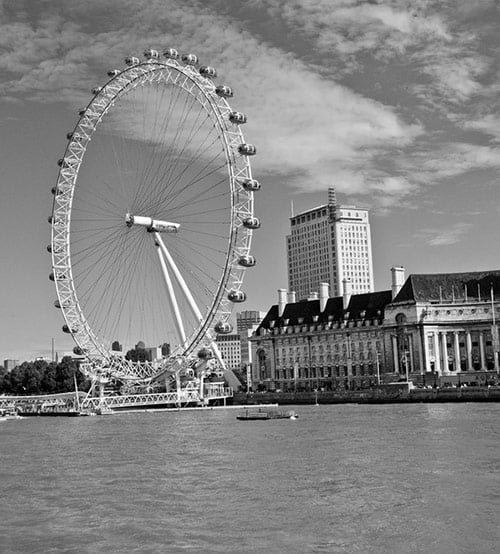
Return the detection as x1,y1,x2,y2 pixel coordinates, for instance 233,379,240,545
393,270,500,304
256,290,392,332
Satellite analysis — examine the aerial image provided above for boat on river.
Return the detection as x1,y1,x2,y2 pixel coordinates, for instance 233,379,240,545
236,408,298,421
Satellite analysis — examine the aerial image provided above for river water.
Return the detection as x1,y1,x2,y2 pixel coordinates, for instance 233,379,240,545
1,403,499,553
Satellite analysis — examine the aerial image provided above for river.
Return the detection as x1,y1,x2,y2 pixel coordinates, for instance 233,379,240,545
1,403,499,553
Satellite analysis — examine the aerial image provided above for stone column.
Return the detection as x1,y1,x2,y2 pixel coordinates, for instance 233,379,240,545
441,332,449,375
479,331,486,370
392,335,399,374
433,331,441,375
466,331,473,370
423,331,431,372
454,331,461,372
408,334,414,374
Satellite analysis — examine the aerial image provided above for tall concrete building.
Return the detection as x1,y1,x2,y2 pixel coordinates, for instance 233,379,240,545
286,188,374,300
237,310,266,368
215,333,241,371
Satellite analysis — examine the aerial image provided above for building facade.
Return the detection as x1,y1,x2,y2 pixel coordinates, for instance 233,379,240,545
251,269,500,391
236,310,266,368
215,333,241,372
286,188,374,300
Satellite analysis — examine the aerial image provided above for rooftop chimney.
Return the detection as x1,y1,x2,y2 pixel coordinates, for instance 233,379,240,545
287,291,296,303
391,266,405,300
342,278,352,311
308,291,319,300
319,282,329,312
278,288,287,317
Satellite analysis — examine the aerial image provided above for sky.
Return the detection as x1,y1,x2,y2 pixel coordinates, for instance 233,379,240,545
0,0,499,361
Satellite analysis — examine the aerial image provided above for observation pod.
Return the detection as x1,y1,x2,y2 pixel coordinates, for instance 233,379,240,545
51,186,60,196
181,53,198,65
238,144,256,156
46,244,52,253
78,108,86,116
66,132,74,140
199,65,217,78
48,215,54,224
198,347,213,359
228,290,246,303
214,321,233,334
107,69,120,77
62,324,77,334
144,49,159,60
49,272,55,281
57,158,67,167
239,178,261,191
238,254,256,267
91,86,102,95
229,111,247,124
163,48,179,59
73,346,84,356
125,56,140,66
242,217,261,229
54,300,61,308
215,85,233,98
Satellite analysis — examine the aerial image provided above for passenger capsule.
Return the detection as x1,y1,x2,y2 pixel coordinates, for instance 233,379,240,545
49,272,55,281
238,144,256,156
91,86,102,95
46,244,52,253
48,215,54,224
51,186,59,195
215,85,233,98
163,48,179,59
66,132,73,140
238,255,256,267
107,69,120,77
229,111,247,124
238,178,261,191
242,217,261,229
78,108,86,116
125,56,140,66
54,300,61,308
73,346,84,356
199,65,217,78
228,290,247,303
181,53,198,65
144,49,159,60
214,321,233,334
62,324,77,334
198,347,213,359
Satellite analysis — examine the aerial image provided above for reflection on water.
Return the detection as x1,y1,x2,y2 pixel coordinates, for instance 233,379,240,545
1,404,499,553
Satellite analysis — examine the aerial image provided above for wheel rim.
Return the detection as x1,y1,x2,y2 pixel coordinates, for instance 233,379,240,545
50,55,256,379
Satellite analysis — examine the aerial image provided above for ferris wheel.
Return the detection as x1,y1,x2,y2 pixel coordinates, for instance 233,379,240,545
49,48,260,382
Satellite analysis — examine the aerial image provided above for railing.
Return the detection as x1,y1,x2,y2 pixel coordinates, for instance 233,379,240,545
80,385,233,411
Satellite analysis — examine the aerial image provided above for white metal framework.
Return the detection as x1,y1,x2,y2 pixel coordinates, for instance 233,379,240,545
49,49,259,384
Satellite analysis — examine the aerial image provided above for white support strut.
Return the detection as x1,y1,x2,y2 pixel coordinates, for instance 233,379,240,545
154,232,227,370
156,244,186,345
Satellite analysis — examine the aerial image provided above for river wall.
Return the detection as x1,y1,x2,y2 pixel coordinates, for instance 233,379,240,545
233,386,500,405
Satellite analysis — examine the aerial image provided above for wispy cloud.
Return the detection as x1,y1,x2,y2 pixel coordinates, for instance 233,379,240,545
0,0,497,210
419,222,473,247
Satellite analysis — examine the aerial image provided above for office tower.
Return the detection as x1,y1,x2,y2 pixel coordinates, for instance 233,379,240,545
215,334,241,371
237,310,266,367
286,188,374,300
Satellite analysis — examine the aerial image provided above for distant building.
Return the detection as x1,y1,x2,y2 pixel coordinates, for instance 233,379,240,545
3,359,20,372
251,268,500,391
237,310,266,368
286,188,374,300
215,334,241,371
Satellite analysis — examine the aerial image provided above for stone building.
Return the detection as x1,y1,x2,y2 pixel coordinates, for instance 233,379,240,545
250,268,500,391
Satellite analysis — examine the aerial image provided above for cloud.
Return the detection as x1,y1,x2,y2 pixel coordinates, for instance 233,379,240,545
0,0,423,204
426,222,472,246
0,0,497,211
